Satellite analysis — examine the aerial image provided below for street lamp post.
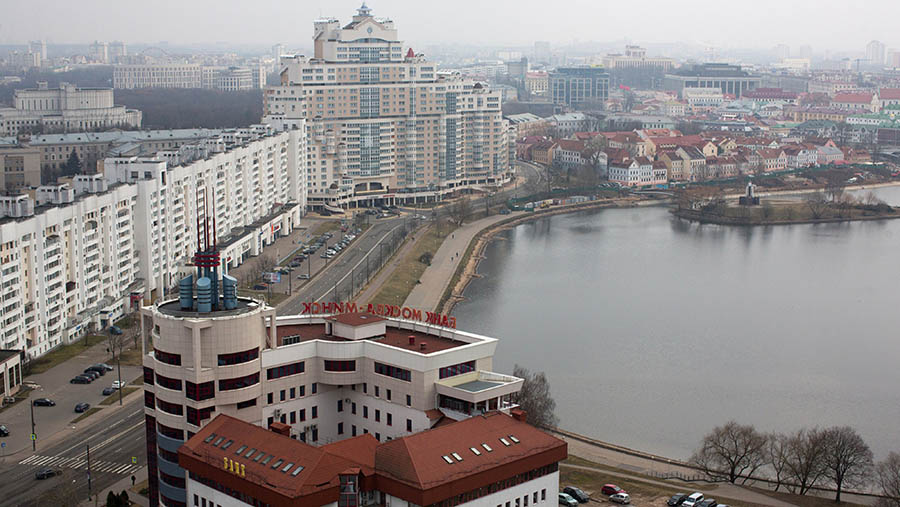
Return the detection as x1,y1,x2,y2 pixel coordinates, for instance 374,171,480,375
30,401,35,452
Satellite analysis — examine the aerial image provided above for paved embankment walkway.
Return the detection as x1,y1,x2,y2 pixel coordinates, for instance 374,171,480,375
354,223,428,306
402,212,524,312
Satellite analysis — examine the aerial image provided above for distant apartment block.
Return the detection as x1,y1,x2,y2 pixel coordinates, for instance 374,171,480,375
664,63,761,98
0,126,307,360
602,45,674,89
549,66,610,109
0,144,40,192
0,82,142,136
113,64,266,91
263,4,512,209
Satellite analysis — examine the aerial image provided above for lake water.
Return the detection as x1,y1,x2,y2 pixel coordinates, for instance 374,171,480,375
452,186,900,460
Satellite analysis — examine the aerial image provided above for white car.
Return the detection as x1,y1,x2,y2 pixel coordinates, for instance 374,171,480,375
111,380,126,389
609,493,630,504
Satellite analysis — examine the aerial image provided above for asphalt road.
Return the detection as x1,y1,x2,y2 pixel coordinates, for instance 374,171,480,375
0,395,146,506
278,215,410,315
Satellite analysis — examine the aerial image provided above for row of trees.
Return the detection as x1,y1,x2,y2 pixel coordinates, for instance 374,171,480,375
691,421,900,503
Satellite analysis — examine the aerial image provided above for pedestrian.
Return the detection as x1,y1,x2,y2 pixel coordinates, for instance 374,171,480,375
131,474,136,486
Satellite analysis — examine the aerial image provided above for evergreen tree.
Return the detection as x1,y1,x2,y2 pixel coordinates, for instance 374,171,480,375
64,150,82,176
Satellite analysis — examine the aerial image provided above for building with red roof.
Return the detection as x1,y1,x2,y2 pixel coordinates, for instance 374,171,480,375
878,88,900,109
180,411,566,507
830,92,878,112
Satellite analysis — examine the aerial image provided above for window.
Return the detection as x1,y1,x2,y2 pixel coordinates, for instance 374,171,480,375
280,390,285,402
267,392,273,404
299,409,306,422
351,402,356,414
156,398,183,416
299,385,305,397
155,349,181,366
387,389,391,401
217,347,258,366
406,394,411,407
337,399,343,412
267,361,305,380
375,432,380,441
186,381,214,401
375,409,380,422
375,386,379,397
439,360,476,379
157,422,184,440
338,422,344,435
290,411,296,424
237,398,256,410
312,406,318,419
143,367,154,385
406,419,412,432
186,406,214,426
290,387,295,399
387,413,392,426
324,360,356,372
144,391,155,409
363,406,368,419
155,373,182,391
374,362,412,381
312,383,317,394
282,334,302,346
352,425,357,436
312,428,318,442
219,372,259,391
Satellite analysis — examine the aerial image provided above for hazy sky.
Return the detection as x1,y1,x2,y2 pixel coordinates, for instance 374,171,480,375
3,0,898,53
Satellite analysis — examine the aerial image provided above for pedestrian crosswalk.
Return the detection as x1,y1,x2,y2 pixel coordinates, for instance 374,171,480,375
18,454,141,475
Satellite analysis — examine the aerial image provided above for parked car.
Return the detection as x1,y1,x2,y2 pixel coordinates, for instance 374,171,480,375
35,468,59,480
109,325,123,335
668,493,688,506
81,370,100,380
0,424,9,437
562,486,589,503
111,380,126,389
558,492,579,507
33,398,55,406
609,493,631,504
681,493,704,507
697,499,717,507
601,485,626,496
85,365,106,375
288,262,301,268
297,274,310,280
500,207,511,215
102,387,116,396
94,363,114,372
252,284,268,290
70,376,91,384
74,402,90,413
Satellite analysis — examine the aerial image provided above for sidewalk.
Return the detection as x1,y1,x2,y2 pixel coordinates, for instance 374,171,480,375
403,212,521,312
82,465,149,507
354,223,428,306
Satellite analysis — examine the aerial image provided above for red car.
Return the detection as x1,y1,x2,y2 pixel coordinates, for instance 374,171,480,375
601,484,626,496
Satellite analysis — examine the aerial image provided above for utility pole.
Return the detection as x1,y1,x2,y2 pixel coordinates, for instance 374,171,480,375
86,444,92,500
30,401,35,452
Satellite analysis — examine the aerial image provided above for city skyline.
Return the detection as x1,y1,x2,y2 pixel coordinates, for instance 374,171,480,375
3,0,900,53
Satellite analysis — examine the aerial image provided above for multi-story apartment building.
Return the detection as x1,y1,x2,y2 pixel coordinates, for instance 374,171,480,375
525,71,549,96
0,126,307,360
549,66,610,109
0,144,40,191
263,5,512,209
140,285,525,506
0,175,139,356
0,82,142,136
113,64,267,91
664,63,761,98
602,45,674,89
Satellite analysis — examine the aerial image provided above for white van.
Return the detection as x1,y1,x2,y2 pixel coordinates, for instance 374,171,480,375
682,492,704,507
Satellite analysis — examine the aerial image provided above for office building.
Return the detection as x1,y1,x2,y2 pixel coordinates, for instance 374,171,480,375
263,4,512,210
602,45,674,89
113,64,267,91
549,66,610,109
90,41,109,64
180,411,565,507
664,63,761,98
0,82,142,136
0,126,307,360
867,40,886,66
27,41,46,65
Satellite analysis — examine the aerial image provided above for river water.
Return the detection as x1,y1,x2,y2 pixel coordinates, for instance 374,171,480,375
452,186,900,460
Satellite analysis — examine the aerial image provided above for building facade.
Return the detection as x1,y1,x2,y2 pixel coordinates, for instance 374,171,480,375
0,144,40,192
141,292,525,506
262,5,512,209
0,82,142,136
549,67,610,109
113,65,267,91
664,63,761,98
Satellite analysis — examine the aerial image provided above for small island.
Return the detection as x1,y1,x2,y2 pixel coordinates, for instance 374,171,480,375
671,182,900,225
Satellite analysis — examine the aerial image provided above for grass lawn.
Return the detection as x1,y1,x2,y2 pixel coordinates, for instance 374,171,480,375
311,220,341,236
100,386,139,405
131,478,149,498
112,345,143,367
70,407,102,424
0,384,34,413
238,289,289,306
27,334,106,374
370,224,456,307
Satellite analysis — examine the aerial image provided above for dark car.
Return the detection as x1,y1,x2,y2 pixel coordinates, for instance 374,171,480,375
70,376,91,384
35,468,59,480
33,398,55,407
74,402,90,413
102,387,116,395
697,500,717,507
85,365,106,375
81,370,100,380
109,325,123,335
0,425,9,437
95,363,114,372
668,494,688,506
252,284,267,290
562,486,589,503
601,485,626,497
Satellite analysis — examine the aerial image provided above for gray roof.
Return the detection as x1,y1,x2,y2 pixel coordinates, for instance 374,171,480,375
0,128,223,147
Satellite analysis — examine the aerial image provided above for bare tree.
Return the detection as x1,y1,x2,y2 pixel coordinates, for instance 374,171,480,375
255,253,277,277
767,433,791,492
821,426,873,503
449,198,472,226
805,192,829,219
761,201,775,221
785,427,829,495
876,452,900,507
511,364,559,428
825,177,846,203
690,421,768,484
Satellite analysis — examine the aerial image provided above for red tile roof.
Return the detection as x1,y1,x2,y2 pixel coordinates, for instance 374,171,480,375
880,88,900,100
832,92,873,104
555,139,585,152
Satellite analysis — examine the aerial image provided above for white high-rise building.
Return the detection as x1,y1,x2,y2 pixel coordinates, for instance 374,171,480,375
263,4,512,209
867,40,886,66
